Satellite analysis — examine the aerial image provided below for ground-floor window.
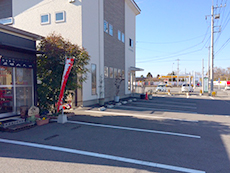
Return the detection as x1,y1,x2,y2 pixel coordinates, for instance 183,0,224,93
91,64,96,95
0,66,34,115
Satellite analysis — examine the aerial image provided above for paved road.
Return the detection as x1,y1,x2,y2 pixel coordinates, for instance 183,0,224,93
1,96,230,173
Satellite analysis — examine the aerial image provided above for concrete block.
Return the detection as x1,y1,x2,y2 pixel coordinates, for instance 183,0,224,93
57,114,68,124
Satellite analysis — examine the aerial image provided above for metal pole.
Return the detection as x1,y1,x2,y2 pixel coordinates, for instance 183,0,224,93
177,59,179,87
210,4,214,93
202,59,204,93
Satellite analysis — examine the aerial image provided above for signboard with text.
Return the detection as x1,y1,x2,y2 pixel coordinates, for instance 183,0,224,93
203,77,209,93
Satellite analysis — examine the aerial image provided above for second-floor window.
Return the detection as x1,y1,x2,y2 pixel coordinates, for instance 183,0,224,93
122,33,125,43
109,24,113,36
55,11,65,23
104,20,108,33
0,17,13,25
41,14,50,25
118,30,121,40
129,38,133,48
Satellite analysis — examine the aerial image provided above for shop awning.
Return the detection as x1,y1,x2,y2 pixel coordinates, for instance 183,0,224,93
129,66,144,71
0,42,43,54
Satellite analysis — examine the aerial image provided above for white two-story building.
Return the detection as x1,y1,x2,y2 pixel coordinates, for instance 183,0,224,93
0,0,142,107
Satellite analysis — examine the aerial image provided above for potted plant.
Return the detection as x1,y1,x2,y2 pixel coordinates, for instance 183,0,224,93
114,74,124,102
98,75,105,106
36,116,50,126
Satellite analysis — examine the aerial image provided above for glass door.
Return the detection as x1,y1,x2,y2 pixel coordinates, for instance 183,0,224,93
15,68,34,114
0,66,14,115
0,66,34,117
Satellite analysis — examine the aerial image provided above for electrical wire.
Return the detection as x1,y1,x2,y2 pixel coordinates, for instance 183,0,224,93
215,37,230,55
137,26,211,63
214,0,230,44
136,35,206,45
137,36,211,63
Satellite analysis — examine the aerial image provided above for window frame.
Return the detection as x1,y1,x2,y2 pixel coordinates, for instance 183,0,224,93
91,64,97,95
109,67,114,78
104,66,108,78
109,24,113,36
0,17,13,25
104,20,109,33
122,33,125,43
41,13,50,25
55,11,66,23
118,30,121,41
129,38,133,48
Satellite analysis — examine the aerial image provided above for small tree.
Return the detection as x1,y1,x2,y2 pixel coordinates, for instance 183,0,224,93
37,33,90,112
98,74,104,99
146,72,153,78
115,75,124,96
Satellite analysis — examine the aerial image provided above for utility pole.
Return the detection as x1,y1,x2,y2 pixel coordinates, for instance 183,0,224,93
209,1,224,94
210,3,214,93
207,46,210,80
176,59,180,86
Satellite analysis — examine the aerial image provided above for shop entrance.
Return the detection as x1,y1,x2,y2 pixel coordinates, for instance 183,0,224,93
0,66,34,118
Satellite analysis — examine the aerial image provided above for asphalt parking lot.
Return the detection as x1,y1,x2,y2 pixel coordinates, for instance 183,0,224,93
1,95,230,173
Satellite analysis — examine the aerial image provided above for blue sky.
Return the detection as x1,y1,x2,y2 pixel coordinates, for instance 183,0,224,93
135,0,230,77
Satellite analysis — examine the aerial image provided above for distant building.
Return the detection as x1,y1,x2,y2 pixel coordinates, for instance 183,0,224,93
0,0,143,106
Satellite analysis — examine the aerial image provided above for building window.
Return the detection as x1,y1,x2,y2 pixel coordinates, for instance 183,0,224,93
118,30,121,41
114,68,117,78
41,14,50,25
91,64,96,95
0,17,13,25
122,33,125,43
109,67,114,78
122,70,125,79
118,69,121,77
104,66,108,78
129,38,133,48
55,11,65,23
104,20,108,33
0,67,13,114
109,24,113,36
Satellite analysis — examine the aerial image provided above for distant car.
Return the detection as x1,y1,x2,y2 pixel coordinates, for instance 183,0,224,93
156,84,166,92
181,83,194,92
225,85,230,90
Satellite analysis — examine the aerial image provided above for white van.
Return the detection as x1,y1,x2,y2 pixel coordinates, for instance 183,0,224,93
181,83,193,92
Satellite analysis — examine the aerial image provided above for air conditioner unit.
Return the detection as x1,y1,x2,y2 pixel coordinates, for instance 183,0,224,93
69,0,75,3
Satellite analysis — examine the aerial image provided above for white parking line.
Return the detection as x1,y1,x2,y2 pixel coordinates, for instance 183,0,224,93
85,110,199,123
117,105,197,114
0,138,205,173
139,101,197,107
67,120,201,139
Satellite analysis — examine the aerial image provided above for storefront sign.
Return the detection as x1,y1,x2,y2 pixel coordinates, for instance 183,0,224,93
0,56,34,68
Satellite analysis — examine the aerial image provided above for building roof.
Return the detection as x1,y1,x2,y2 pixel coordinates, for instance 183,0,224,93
131,0,141,12
126,0,141,15
0,23,43,41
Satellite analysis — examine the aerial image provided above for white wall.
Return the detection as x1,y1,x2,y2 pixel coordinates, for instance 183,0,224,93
125,1,136,95
12,0,83,46
82,0,104,103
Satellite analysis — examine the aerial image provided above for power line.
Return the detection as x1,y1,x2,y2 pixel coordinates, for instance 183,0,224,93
136,34,206,45
137,35,211,63
214,0,230,44
136,26,211,63
215,37,230,55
